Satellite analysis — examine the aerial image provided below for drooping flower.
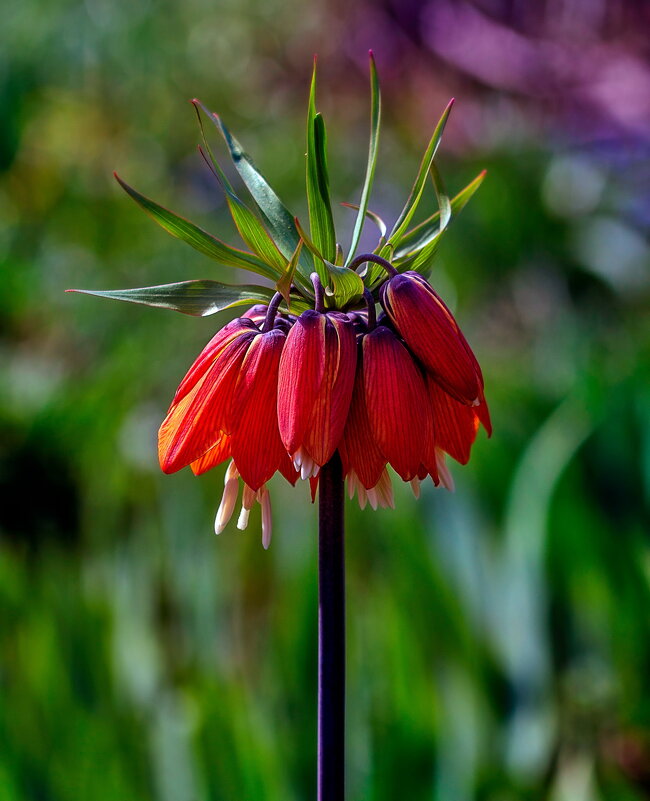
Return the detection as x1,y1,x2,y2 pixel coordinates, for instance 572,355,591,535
158,301,299,548
70,55,492,546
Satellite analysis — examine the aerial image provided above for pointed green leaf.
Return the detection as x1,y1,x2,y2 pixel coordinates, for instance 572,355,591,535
334,243,344,266
293,216,329,285
341,202,386,244
114,174,278,281
395,169,486,256
395,162,451,275
345,51,381,265
383,98,454,247
193,103,287,273
276,240,303,303
67,280,275,316
200,105,311,274
306,61,336,262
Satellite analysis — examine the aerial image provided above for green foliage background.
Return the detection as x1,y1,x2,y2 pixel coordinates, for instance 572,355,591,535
1,1,649,799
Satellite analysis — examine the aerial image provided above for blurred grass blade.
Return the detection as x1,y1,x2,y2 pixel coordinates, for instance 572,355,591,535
294,217,364,306
396,170,486,256
193,104,286,273
276,240,303,303
114,173,279,280
383,98,454,249
197,103,310,273
67,280,275,316
306,60,336,262
345,51,381,265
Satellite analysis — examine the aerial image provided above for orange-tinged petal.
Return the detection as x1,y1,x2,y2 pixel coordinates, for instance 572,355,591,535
382,272,480,405
158,330,255,473
339,350,386,490
172,318,257,406
190,433,231,475
277,310,326,455
230,329,287,491
363,325,428,482
303,314,356,466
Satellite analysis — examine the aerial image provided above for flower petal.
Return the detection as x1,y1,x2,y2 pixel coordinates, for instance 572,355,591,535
381,272,480,404
339,349,386,490
230,329,287,491
172,317,257,406
363,325,428,481
190,433,232,475
277,310,326,455
158,330,255,473
427,376,480,465
303,314,357,466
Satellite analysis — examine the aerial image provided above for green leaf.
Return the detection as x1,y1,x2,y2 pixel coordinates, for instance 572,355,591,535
67,280,275,316
193,103,287,273
345,51,381,265
383,98,454,248
294,217,364,308
341,202,386,245
306,61,336,262
395,169,486,256
200,106,310,272
276,240,303,303
396,162,451,275
114,173,278,281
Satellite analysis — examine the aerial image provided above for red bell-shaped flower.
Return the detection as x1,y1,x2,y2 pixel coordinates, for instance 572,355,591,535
380,271,482,406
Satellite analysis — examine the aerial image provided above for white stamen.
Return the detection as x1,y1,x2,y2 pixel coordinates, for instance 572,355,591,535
225,460,239,483
301,459,313,481
214,464,240,535
436,448,455,492
237,483,257,530
366,488,378,510
346,474,356,500
259,486,272,549
357,485,368,510
311,463,320,478
410,477,421,499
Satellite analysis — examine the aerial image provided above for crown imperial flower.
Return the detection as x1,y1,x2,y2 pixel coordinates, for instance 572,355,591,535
70,54,491,547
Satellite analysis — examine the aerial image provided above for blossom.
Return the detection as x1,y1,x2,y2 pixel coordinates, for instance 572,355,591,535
152,261,490,547
72,61,492,546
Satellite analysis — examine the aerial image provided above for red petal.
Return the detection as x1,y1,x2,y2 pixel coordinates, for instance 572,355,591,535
190,433,231,475
339,350,386,490
303,315,357,466
309,475,319,502
382,273,480,404
158,330,255,473
172,318,257,406
427,375,479,464
277,311,326,454
230,329,287,491
363,326,428,481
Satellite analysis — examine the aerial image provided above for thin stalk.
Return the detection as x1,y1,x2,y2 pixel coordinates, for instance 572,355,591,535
318,451,345,801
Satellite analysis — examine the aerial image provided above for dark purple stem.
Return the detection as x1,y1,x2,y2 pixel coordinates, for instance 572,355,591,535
347,252,398,277
261,292,284,332
318,451,345,801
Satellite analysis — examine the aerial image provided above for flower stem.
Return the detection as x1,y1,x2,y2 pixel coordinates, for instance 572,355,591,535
347,252,398,277
318,451,345,801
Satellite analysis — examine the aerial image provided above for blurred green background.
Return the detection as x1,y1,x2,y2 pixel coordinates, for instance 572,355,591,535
2,1,650,799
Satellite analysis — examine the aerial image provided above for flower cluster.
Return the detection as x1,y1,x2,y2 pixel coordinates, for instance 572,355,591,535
158,262,490,547
71,54,491,548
